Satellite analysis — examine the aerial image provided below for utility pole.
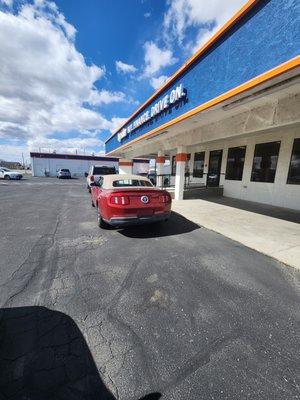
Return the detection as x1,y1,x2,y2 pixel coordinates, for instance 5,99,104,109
22,152,25,170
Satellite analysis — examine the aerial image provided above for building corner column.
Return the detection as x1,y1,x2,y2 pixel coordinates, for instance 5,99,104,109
156,151,166,188
175,146,187,200
119,159,133,174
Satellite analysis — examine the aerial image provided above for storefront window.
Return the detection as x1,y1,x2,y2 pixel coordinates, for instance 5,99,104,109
287,138,300,184
225,146,246,181
193,152,205,178
251,141,281,183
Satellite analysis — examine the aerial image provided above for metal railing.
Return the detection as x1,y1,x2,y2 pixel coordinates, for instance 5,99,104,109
154,173,209,189
154,173,193,189
153,174,172,188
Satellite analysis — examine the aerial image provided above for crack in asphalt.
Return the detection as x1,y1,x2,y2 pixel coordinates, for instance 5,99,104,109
159,330,244,393
2,216,61,307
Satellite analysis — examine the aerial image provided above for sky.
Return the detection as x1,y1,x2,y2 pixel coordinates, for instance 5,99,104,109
0,0,246,163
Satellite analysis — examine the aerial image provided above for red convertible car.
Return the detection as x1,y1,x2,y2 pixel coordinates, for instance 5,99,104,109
90,174,172,228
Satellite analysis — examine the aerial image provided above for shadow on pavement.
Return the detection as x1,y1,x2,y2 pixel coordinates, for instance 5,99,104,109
0,306,161,400
203,196,300,224
118,211,200,239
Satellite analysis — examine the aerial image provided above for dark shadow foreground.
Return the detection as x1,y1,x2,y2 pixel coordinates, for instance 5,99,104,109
118,211,200,239
0,307,161,400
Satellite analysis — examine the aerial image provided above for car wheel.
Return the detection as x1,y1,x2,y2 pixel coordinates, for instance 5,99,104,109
4,175,10,180
88,187,91,193
91,200,95,207
97,208,108,228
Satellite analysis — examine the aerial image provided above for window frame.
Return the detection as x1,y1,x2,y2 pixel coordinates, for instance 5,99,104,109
225,146,246,181
193,151,205,178
171,156,176,176
250,141,281,183
112,179,153,187
93,166,116,175
287,138,300,185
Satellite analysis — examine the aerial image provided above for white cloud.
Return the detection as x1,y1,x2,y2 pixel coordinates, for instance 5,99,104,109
143,41,177,76
0,135,106,162
144,12,151,18
88,89,125,105
163,0,246,50
0,0,124,158
115,60,137,74
0,0,13,7
0,144,27,162
150,75,168,90
28,135,104,154
109,116,128,132
189,26,219,54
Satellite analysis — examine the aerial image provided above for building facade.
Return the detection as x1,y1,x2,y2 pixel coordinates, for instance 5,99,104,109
105,0,300,210
30,152,149,177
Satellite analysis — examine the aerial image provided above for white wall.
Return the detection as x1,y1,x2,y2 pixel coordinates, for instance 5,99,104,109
31,156,150,177
186,126,300,210
31,157,118,177
132,161,150,175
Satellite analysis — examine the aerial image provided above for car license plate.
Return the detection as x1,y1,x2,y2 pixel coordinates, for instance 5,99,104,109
138,209,153,217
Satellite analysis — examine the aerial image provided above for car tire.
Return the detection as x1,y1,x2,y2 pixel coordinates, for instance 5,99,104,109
4,175,10,180
88,187,91,193
97,209,108,228
91,200,95,207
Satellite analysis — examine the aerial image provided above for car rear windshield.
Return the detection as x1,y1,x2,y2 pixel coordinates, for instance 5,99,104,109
93,167,116,175
112,179,152,187
61,169,70,172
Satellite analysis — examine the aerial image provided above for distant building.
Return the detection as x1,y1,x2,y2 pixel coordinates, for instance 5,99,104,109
30,152,149,177
0,160,23,169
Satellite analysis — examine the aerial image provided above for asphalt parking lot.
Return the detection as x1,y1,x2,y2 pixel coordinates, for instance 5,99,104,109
0,177,299,400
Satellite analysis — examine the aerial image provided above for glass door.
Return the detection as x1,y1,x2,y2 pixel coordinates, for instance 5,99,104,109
207,150,223,187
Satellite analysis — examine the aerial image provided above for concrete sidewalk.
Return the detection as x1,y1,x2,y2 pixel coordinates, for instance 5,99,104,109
172,199,300,270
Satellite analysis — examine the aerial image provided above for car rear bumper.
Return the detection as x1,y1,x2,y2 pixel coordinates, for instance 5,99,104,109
105,212,171,227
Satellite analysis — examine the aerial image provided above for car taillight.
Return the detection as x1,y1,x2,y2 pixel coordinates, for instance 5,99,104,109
109,195,130,205
159,194,171,203
90,175,94,182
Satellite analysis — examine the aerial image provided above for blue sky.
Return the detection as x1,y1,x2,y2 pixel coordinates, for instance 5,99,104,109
0,0,245,162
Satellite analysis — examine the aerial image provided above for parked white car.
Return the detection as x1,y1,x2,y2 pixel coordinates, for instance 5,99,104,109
86,165,117,192
0,167,23,180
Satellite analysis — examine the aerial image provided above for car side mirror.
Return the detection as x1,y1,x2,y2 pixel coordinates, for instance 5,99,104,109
84,172,88,177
